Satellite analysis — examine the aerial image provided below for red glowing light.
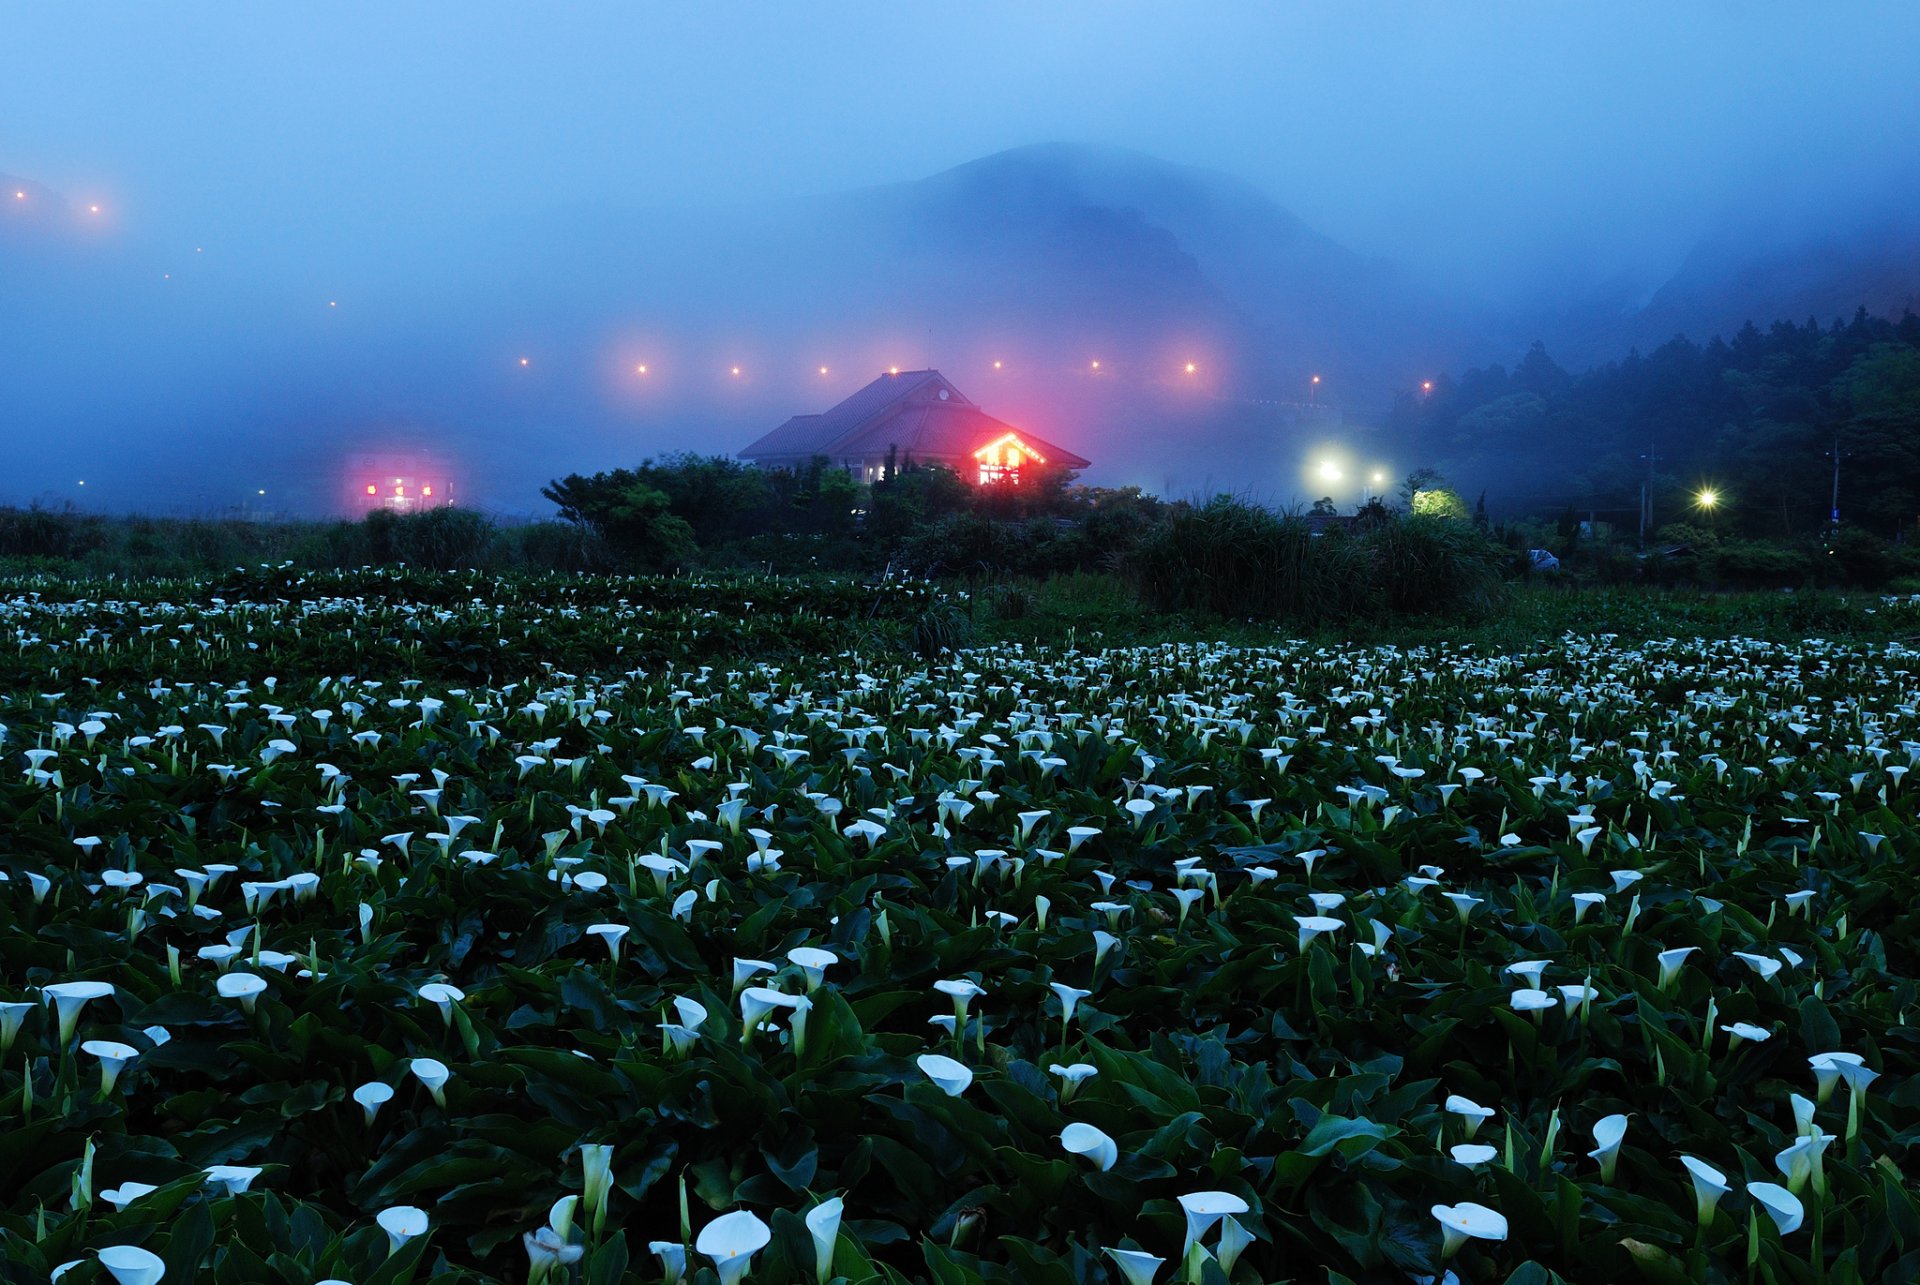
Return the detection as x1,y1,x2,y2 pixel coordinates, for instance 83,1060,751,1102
422,485,433,497
365,484,377,496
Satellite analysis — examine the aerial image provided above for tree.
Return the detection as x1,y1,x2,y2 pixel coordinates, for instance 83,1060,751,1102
540,470,697,570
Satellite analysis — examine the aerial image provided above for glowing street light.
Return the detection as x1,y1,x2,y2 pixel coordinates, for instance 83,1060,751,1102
1696,487,1720,510
1090,360,1101,370
88,204,100,214
635,364,648,375
731,366,742,376
993,360,1003,369
1185,362,1197,374
12,191,22,201
1372,471,1385,485
1317,460,1343,483
819,366,829,375
1421,380,1433,393
518,357,529,367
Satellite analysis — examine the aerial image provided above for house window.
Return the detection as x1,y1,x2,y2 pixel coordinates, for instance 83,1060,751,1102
974,434,1042,484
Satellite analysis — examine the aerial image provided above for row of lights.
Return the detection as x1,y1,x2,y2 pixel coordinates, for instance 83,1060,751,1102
506,357,1216,378
16,192,1449,401
12,189,102,215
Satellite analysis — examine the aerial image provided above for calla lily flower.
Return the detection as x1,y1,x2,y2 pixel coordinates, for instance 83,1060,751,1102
354,1081,394,1125
204,1164,263,1195
75,1035,134,1084
804,1197,844,1284
1588,1113,1628,1184
585,924,629,961
731,958,776,996
788,946,837,992
1176,1190,1251,1256
1749,1181,1804,1235
41,981,114,1044
417,982,465,1023
1656,946,1697,990
1502,960,1549,988
215,972,268,1014
1450,1143,1497,1167
410,1056,450,1106
647,1240,686,1285
580,1143,614,1233
377,1205,428,1254
1049,1061,1098,1101
915,1052,974,1096
1049,982,1091,1026
1680,1156,1728,1224
1432,1202,1507,1258
1104,1248,1164,1285
695,1209,772,1285
1061,1122,1118,1171
1446,1094,1496,1138
1809,1051,1867,1104
0,1000,34,1052
101,1182,158,1212
934,977,986,1029
740,986,803,1043
1294,915,1343,951
96,1246,166,1285
1215,1215,1254,1274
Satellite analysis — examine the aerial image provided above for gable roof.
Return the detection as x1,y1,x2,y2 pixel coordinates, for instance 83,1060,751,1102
740,369,1089,470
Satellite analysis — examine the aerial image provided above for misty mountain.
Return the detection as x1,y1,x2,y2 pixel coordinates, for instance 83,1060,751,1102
4,145,1913,515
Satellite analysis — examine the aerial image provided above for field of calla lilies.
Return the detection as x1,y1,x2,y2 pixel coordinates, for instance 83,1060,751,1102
2,570,1918,1285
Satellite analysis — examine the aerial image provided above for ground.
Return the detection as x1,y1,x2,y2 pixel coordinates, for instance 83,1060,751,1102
0,570,1915,1285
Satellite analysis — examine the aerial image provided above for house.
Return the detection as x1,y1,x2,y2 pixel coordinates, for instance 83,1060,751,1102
739,369,1090,485
345,450,457,514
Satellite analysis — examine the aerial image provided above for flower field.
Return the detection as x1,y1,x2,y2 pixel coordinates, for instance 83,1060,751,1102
2,572,1917,1285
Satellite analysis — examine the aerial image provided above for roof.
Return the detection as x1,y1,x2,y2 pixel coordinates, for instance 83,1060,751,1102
740,369,1090,470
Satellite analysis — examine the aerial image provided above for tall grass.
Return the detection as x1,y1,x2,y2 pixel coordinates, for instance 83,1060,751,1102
1121,497,1507,625
0,504,616,578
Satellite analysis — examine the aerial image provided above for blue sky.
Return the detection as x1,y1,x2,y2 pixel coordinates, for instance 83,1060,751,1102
7,2,1915,284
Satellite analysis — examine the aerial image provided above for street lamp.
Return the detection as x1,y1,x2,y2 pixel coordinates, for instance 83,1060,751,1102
1695,488,1719,511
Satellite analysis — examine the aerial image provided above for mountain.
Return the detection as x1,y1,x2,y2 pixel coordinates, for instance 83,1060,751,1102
1623,218,1920,350
3,145,1912,514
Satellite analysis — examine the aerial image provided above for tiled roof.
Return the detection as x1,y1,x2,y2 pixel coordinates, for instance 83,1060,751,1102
740,369,1089,470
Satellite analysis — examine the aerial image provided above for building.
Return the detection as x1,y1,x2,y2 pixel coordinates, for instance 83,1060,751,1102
344,450,457,515
739,369,1090,485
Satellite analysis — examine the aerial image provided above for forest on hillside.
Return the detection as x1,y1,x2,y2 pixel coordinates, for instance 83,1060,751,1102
1394,308,1920,537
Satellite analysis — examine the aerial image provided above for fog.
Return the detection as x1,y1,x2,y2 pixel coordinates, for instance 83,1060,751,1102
3,2,1917,514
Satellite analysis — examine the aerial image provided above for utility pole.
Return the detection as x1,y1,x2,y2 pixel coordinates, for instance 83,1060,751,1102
1828,432,1843,529
1639,439,1660,546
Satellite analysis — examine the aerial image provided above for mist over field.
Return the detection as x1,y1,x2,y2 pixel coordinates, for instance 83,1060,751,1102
2,3,1916,515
